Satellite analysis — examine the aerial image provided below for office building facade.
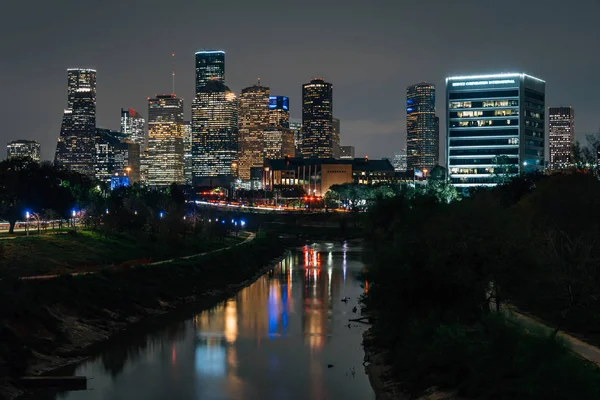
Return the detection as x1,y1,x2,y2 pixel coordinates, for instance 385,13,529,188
548,107,574,170
120,108,146,151
290,119,303,157
406,83,437,171
195,50,225,93
238,82,270,180
264,128,295,160
7,140,41,162
191,80,238,183
269,96,290,128
392,150,408,172
54,68,97,175
332,117,341,159
183,121,193,185
302,78,333,158
147,94,184,186
446,73,545,188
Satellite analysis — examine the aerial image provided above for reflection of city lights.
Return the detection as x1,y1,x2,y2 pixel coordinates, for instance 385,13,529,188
171,345,176,365
225,300,237,344
195,340,226,377
365,280,369,294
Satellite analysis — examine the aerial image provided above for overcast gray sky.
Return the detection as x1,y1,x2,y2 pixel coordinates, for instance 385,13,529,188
1,0,599,160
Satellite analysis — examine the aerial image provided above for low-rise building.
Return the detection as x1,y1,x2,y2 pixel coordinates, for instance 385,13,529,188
263,157,394,196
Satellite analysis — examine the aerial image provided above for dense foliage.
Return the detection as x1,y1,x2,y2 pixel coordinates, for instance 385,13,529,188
363,173,600,399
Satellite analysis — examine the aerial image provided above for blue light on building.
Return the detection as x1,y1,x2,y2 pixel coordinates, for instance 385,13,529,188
110,175,130,190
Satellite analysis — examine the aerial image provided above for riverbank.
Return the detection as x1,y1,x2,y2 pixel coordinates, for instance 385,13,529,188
0,229,241,279
0,233,286,400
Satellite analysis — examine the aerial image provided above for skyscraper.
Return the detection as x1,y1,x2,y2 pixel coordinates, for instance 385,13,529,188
406,83,437,172
332,117,341,159
264,129,295,160
446,73,545,188
269,96,290,128
120,108,146,151
192,80,238,183
302,78,333,158
54,68,97,174
147,94,184,186
238,82,270,180
195,50,225,93
548,107,574,170
7,140,41,162
392,150,408,172
183,121,193,185
290,119,303,157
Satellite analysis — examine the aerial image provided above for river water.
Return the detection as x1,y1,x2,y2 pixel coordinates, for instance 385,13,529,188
50,241,375,400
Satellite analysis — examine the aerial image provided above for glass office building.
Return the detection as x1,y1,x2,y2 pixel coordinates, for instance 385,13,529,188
406,83,437,171
301,78,333,159
548,106,574,170
446,73,545,188
147,94,184,186
54,68,97,175
195,50,225,94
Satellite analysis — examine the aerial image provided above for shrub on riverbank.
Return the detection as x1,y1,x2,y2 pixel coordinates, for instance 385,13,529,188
362,173,600,399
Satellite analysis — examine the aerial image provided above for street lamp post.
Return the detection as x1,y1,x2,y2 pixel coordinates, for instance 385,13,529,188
25,211,30,236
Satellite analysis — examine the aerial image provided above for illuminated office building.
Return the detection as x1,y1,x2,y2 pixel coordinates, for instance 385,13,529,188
268,96,290,128
120,108,146,151
191,80,238,183
290,119,303,157
238,82,270,180
548,107,574,170
392,150,408,172
147,94,184,186
406,83,437,171
302,78,333,158
7,140,40,162
332,117,341,158
264,128,295,160
446,73,545,188
183,121,193,185
54,68,96,175
195,50,225,93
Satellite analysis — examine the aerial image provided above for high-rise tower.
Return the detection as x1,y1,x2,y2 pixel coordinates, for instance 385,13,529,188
191,80,238,183
54,68,97,174
121,108,146,152
238,82,270,180
446,73,545,188
548,107,574,170
195,50,225,94
147,94,184,186
301,78,333,158
406,83,437,172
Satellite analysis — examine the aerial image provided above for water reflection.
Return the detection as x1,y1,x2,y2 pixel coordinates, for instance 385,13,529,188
51,242,373,400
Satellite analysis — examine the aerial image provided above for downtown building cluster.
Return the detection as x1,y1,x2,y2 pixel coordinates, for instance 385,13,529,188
52,50,363,193
45,54,580,193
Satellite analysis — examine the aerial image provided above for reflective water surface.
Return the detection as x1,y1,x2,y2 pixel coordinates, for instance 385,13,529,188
53,241,374,400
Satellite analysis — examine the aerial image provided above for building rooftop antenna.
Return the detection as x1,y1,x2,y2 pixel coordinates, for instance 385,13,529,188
171,53,176,95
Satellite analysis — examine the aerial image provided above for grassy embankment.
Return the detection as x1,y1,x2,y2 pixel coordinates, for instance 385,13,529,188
0,232,285,397
0,229,241,278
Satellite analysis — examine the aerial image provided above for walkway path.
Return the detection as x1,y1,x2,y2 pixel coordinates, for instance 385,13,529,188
19,232,256,281
505,306,600,366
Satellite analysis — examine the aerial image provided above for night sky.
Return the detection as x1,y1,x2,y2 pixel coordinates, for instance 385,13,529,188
2,0,599,161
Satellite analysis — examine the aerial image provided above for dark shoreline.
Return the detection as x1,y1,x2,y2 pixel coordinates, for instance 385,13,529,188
1,236,288,400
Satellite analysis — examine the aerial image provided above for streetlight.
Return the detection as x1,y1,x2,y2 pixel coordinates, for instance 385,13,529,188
25,211,30,236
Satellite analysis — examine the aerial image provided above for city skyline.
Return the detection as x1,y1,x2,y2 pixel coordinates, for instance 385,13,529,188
3,0,600,161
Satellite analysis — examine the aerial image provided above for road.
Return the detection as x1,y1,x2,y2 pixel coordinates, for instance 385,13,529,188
18,232,256,281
